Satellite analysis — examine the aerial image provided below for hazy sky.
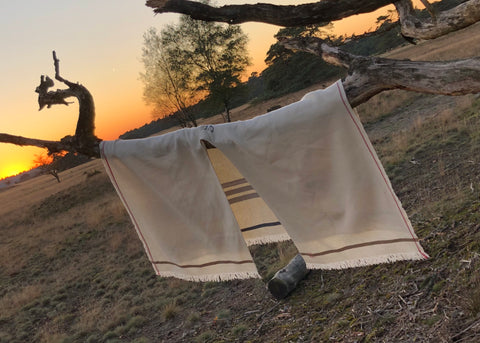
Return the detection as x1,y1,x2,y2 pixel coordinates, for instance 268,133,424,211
0,0,397,178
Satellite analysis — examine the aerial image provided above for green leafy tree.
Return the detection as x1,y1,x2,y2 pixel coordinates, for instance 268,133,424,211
142,10,250,124
141,28,200,127
262,24,343,97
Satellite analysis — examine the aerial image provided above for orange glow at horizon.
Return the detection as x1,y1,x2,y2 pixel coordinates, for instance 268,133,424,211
0,162,31,180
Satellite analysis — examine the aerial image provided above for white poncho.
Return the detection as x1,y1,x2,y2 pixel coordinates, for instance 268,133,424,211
101,80,428,281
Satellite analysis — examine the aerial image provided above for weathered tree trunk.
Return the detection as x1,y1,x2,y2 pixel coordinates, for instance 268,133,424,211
395,0,480,40
280,36,480,107
146,0,394,26
267,254,309,299
1,51,100,157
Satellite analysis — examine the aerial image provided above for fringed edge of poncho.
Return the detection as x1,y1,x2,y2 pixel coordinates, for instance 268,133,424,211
154,270,262,282
305,252,428,270
244,233,292,246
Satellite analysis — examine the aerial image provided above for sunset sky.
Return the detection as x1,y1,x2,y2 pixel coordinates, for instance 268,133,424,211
0,0,413,179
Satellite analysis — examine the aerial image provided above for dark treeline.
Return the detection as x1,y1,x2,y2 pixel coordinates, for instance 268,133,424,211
121,0,465,140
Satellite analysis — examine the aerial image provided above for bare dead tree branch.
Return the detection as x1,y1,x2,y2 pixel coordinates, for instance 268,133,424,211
280,36,480,107
51,51,97,142
418,0,436,20
146,0,480,41
0,133,70,154
146,0,393,26
2,51,101,157
35,75,74,110
395,0,480,40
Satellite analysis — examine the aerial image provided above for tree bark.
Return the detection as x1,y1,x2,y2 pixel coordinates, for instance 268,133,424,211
280,36,480,107
52,51,97,143
146,0,480,41
146,0,393,26
1,51,100,157
0,133,71,154
395,0,480,40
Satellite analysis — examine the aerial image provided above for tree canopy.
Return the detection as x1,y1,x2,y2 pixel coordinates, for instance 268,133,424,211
141,11,250,125
141,27,201,127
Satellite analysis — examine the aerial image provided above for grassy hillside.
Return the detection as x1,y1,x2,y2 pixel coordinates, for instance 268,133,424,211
2,23,480,342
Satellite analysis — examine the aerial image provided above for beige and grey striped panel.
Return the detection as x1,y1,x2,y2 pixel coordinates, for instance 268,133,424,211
206,147,290,245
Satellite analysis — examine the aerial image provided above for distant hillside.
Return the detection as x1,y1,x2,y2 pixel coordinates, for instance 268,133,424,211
0,168,43,190
0,153,91,189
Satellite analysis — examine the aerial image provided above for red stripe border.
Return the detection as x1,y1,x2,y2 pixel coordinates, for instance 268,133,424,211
301,238,419,257
152,259,254,268
336,82,428,259
100,143,160,274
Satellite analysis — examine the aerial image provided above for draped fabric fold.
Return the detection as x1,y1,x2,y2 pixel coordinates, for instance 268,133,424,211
101,80,428,281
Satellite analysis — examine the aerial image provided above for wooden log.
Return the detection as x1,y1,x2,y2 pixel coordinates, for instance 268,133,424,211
146,0,480,41
146,0,393,26
279,36,480,107
267,254,309,299
395,0,480,40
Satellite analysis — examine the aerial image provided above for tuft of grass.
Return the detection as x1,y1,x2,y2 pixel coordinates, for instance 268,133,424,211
195,330,215,343
102,331,117,341
132,338,150,343
162,300,180,321
125,315,147,333
232,323,249,337
216,308,231,320
251,240,298,281
186,312,201,326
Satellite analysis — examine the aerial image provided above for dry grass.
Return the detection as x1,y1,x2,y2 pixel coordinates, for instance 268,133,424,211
384,22,480,61
162,299,180,321
37,324,68,343
0,159,104,216
73,303,107,332
0,285,43,318
356,90,414,124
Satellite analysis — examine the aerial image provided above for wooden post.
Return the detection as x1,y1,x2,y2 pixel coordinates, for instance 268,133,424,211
267,254,309,299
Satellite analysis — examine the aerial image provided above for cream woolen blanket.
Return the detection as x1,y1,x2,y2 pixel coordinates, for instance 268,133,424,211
101,80,428,281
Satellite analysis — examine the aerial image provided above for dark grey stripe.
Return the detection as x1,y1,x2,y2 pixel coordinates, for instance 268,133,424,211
241,221,282,232
224,185,254,197
228,192,260,205
222,178,248,189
